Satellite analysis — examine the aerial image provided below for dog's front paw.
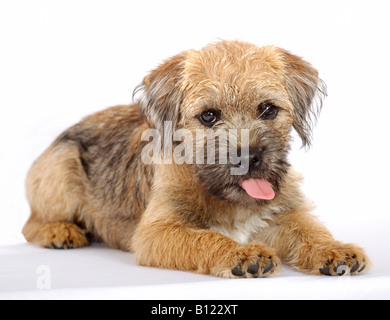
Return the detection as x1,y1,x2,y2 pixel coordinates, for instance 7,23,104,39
37,222,89,249
212,242,280,278
311,243,370,276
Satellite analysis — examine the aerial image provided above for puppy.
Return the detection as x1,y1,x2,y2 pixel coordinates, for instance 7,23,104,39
23,40,370,277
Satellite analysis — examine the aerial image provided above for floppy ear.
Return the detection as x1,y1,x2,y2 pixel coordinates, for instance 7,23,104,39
279,49,327,148
134,52,186,133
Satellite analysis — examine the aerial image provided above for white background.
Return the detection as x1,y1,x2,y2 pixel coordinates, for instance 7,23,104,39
1,0,389,249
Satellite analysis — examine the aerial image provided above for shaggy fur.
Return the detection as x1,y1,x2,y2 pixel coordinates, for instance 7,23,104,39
23,40,370,277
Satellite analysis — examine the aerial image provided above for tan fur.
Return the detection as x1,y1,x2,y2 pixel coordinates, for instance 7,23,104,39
23,40,370,277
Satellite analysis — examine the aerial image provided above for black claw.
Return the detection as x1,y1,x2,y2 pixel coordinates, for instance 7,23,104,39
231,265,245,277
350,261,360,273
51,242,61,249
358,265,366,273
263,261,274,274
247,261,259,275
320,264,331,276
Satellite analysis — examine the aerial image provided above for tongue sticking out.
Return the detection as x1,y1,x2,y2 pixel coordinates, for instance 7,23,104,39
239,179,275,200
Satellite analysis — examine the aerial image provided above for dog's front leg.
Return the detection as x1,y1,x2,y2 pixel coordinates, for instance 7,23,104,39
132,202,280,278
263,208,370,276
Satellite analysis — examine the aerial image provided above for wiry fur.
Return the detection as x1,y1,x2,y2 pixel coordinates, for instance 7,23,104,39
23,40,370,278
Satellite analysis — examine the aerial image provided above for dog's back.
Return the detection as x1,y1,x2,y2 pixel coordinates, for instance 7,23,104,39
23,104,153,250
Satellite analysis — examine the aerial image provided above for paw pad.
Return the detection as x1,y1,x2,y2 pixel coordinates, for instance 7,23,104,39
231,254,278,278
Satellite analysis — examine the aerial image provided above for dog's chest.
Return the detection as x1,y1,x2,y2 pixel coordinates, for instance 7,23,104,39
210,208,275,244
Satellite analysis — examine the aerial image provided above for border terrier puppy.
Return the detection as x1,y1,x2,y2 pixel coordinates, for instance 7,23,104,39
23,40,370,277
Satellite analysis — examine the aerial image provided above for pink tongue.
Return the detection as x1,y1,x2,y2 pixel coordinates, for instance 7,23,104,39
240,179,275,200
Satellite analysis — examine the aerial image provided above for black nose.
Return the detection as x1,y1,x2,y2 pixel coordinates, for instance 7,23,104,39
232,148,262,174
248,149,262,172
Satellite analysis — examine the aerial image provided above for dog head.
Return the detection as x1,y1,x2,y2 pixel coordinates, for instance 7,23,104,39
135,40,326,203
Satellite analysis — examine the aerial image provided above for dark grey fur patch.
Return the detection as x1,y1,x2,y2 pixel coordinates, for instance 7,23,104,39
54,107,153,216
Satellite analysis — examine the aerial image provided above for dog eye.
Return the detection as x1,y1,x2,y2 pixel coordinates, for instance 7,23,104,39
199,110,219,127
258,102,279,120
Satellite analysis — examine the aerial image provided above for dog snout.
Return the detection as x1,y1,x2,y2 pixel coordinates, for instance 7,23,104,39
247,149,262,172
248,149,262,172
235,148,262,173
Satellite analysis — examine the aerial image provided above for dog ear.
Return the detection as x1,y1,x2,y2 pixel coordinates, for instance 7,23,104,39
134,52,186,133
278,49,327,148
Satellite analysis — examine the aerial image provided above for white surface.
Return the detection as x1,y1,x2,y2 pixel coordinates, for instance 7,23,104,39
1,0,390,299
1,221,390,300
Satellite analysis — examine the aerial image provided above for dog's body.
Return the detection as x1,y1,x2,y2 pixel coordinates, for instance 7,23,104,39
23,41,369,277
